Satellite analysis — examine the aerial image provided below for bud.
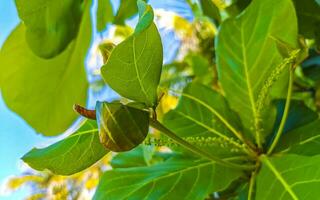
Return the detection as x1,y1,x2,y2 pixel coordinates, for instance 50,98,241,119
99,42,116,64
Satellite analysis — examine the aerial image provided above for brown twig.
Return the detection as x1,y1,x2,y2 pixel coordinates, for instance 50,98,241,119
73,104,97,120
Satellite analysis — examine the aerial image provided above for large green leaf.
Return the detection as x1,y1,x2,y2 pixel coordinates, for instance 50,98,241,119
15,0,84,58
101,0,162,107
274,119,320,156
93,157,242,200
96,0,114,32
216,0,298,144
163,83,247,157
0,1,92,136
96,102,149,152
22,120,108,175
256,154,320,199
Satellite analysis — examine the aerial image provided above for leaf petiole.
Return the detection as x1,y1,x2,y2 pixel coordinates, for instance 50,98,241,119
74,104,97,120
267,68,294,155
248,166,259,200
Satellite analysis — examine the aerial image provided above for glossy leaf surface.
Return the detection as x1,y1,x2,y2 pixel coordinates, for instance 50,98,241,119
96,102,149,152
101,0,162,107
256,154,320,199
22,120,108,175
94,157,242,200
216,0,298,143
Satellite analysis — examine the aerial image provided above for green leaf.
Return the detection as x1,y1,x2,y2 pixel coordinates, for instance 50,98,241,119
96,102,149,152
293,0,320,48
93,157,242,200
111,145,152,168
113,0,146,25
274,119,320,156
199,0,221,23
96,0,114,32
186,54,210,77
257,154,320,199
216,0,298,144
0,1,92,136
225,0,251,17
101,1,162,107
273,100,318,135
163,83,246,157
22,120,108,175
111,145,174,168
135,0,154,34
185,54,214,86
15,0,84,58
98,42,116,63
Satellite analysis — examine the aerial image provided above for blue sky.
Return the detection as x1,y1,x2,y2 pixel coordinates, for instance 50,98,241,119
0,0,191,199
0,2,46,200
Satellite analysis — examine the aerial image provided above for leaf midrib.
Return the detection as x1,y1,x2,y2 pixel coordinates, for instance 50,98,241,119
262,156,299,200
104,161,215,197
132,36,150,104
104,104,135,147
299,134,320,145
239,24,260,145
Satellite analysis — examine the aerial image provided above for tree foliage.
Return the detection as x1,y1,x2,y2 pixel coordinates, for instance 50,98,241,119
2,0,320,199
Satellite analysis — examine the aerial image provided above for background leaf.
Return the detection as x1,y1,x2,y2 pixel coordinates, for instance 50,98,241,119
93,157,242,200
293,0,320,49
0,0,92,136
225,0,251,17
96,0,113,32
113,0,146,25
134,0,154,34
216,0,298,143
22,120,108,175
101,1,162,106
275,119,320,156
110,145,151,168
256,154,320,199
199,0,221,23
272,100,318,134
15,0,84,58
96,102,149,152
